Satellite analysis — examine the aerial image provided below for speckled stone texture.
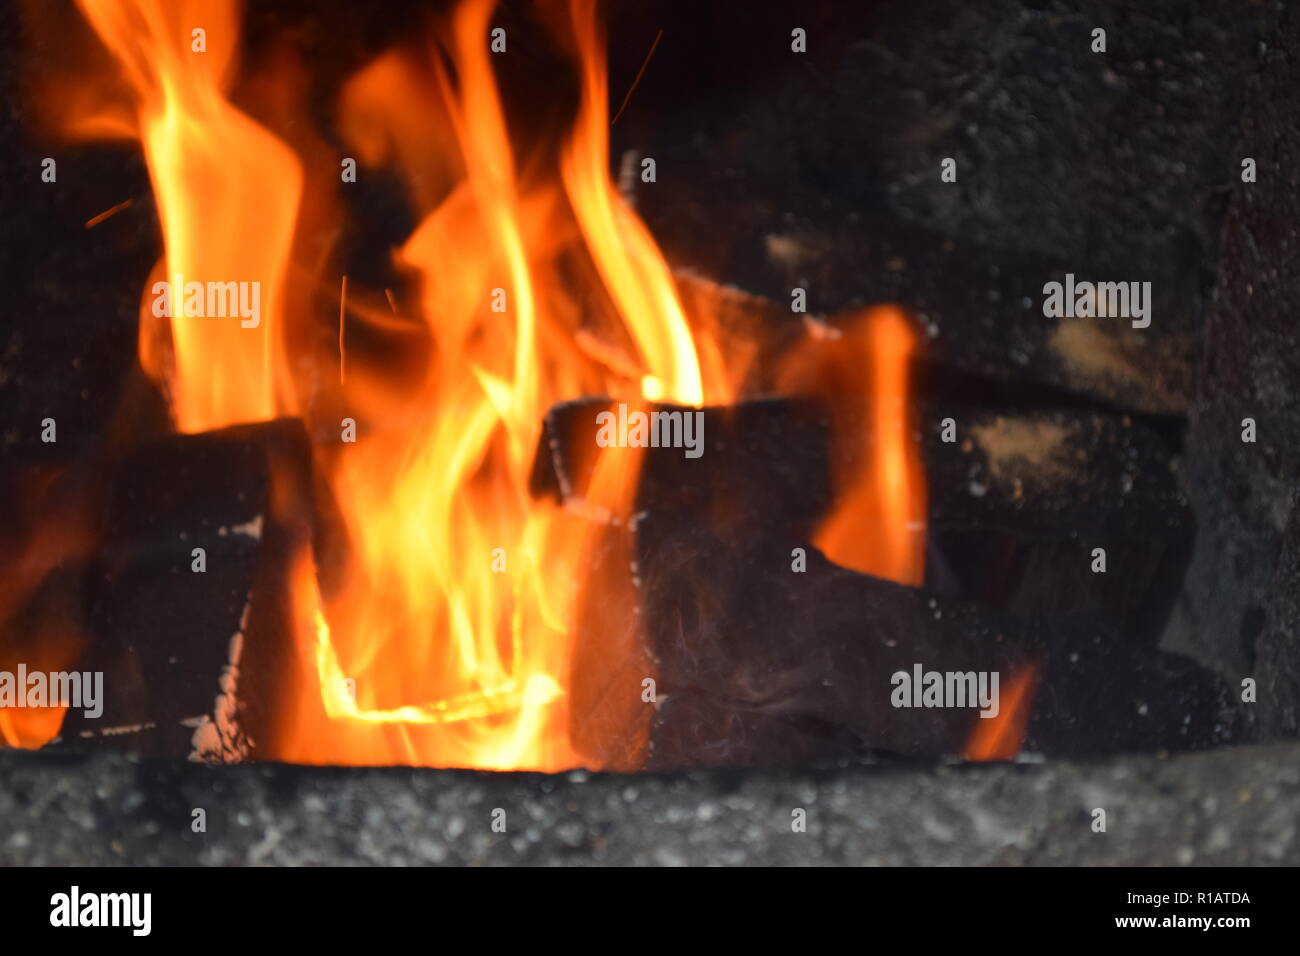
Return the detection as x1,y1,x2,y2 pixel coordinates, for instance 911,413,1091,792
1,743,1296,865
1175,0,1300,726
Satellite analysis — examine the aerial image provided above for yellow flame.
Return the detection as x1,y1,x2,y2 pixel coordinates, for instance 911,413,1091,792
562,0,705,406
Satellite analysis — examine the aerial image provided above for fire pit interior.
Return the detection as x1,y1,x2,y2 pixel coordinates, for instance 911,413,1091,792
3,0,1299,865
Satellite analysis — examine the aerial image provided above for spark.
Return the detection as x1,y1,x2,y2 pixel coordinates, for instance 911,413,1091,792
84,199,133,229
611,29,663,126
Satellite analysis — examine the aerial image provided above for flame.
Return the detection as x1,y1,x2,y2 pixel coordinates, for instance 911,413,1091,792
963,664,1039,761
276,0,705,769
75,0,303,433
0,533,90,748
780,306,927,586
0,704,65,751
561,0,707,407
0,467,99,749
37,0,931,768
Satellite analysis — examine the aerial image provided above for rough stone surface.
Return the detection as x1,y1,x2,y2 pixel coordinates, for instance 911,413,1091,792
1172,1,1300,714
623,0,1278,416
1257,496,1300,736
1,744,1296,865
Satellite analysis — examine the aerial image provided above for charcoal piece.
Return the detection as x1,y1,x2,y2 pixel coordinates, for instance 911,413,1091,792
653,210,1199,416
1023,613,1241,757
637,525,1238,771
639,524,1022,769
534,394,1193,645
920,406,1194,645
58,419,319,760
530,396,831,538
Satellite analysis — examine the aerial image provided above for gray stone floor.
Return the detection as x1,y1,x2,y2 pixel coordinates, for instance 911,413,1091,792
1,742,1296,865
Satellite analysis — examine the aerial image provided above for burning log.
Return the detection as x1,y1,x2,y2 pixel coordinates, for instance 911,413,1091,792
58,419,321,760
531,396,830,536
640,190,1200,416
533,395,834,769
637,523,1237,769
920,405,1194,646
533,393,1193,644
533,395,1236,767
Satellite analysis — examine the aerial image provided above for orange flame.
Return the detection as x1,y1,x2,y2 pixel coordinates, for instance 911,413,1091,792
963,664,1038,761
0,466,100,749
280,0,711,768
780,306,927,585
561,0,707,406
75,0,303,433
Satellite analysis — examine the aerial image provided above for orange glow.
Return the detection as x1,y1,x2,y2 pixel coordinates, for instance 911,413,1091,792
0,470,96,749
43,0,931,768
963,664,1039,761
0,619,81,749
0,609,83,748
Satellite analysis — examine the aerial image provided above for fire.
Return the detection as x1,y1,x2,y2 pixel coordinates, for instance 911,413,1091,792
74,0,303,433
561,0,706,407
0,464,101,749
779,306,927,586
26,0,934,767
0,706,64,752
963,664,1039,761
279,0,678,769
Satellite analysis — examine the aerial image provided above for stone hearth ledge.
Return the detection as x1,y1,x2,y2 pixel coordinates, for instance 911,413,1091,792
0,743,1296,865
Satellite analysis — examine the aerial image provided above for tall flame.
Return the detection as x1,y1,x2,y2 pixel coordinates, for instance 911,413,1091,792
75,0,303,433
561,0,705,406
280,0,716,768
